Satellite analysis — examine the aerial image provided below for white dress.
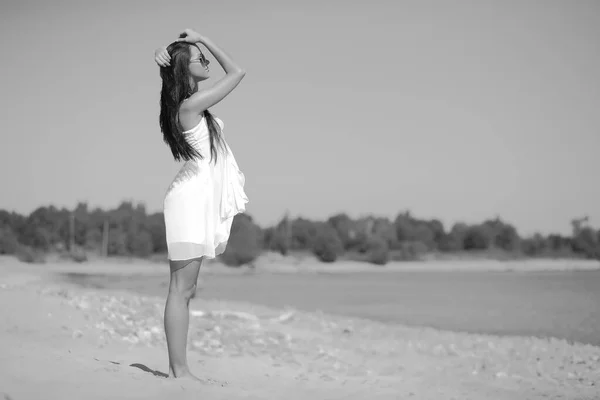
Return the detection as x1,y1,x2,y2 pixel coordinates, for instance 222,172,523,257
163,115,248,261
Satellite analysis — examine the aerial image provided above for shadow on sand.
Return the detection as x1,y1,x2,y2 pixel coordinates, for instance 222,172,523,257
130,363,169,378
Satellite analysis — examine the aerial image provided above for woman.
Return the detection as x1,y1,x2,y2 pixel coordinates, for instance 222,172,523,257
154,28,248,380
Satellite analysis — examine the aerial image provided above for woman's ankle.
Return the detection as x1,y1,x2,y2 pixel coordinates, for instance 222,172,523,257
169,363,190,377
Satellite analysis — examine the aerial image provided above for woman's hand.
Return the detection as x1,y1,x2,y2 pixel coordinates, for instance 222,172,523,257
176,28,205,44
154,46,171,67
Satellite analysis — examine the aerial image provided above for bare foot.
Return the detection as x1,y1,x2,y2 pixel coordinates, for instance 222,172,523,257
177,371,205,383
169,367,204,383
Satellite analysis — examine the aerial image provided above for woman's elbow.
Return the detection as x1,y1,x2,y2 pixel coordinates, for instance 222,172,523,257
227,69,245,79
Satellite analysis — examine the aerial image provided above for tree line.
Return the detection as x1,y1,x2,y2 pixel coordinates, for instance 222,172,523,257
0,201,598,266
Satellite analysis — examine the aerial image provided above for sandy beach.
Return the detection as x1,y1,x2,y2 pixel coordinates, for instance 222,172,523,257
1,256,599,399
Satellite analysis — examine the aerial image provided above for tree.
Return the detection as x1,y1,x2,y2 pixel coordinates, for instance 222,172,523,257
425,219,445,249
572,227,600,259
290,217,319,250
312,223,344,262
268,213,291,255
73,202,91,247
108,229,128,256
463,224,494,250
547,234,571,252
570,216,600,259
130,230,154,257
0,226,19,254
493,223,521,251
20,206,65,249
365,236,390,265
328,213,363,250
521,233,547,256
393,212,436,250
147,212,167,253
220,213,263,266
394,212,414,242
438,223,469,251
412,223,436,250
371,217,399,249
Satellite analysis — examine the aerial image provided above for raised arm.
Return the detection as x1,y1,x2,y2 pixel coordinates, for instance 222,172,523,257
178,29,246,115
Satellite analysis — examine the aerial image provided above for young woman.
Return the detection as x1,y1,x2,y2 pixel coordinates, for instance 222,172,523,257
154,29,248,380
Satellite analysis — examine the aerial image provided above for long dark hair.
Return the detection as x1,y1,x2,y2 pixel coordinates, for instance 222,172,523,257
159,42,226,164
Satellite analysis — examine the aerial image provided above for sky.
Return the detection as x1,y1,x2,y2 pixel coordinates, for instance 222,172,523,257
0,0,599,236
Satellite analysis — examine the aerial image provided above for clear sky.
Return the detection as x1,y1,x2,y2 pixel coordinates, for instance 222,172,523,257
1,0,599,236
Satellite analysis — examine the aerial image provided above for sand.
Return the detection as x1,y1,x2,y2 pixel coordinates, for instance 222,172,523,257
1,256,599,399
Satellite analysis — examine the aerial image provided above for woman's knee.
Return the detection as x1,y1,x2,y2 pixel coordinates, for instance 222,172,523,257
169,279,197,300
168,258,202,300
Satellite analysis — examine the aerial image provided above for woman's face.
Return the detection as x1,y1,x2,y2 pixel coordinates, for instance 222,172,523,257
188,45,210,81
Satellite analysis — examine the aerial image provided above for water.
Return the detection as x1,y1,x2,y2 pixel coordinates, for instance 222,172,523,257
62,269,600,346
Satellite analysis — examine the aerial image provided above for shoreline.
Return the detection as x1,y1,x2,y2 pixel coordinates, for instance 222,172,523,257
252,255,600,274
2,254,599,278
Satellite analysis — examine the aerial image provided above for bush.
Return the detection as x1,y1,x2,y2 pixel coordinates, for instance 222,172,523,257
463,225,493,250
220,214,262,267
390,241,428,261
70,246,88,263
16,245,46,264
312,224,343,263
366,236,390,265
59,246,89,263
0,227,20,254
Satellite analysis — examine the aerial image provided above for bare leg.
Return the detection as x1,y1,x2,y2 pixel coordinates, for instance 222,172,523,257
164,257,202,379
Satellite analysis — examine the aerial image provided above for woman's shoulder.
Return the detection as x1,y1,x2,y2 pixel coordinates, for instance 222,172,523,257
178,109,205,133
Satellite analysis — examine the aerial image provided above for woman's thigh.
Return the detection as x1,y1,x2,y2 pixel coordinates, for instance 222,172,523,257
169,258,203,292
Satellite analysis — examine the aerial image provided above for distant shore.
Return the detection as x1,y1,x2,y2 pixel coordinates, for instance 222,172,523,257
2,253,599,278
251,253,600,274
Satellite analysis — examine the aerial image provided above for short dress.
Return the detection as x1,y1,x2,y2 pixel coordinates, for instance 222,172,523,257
163,115,248,261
